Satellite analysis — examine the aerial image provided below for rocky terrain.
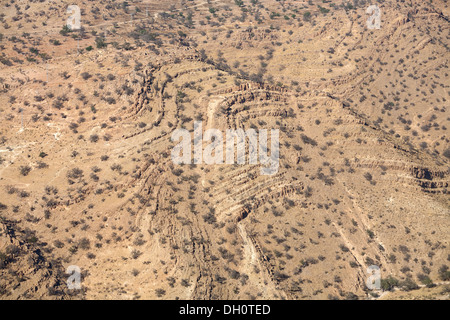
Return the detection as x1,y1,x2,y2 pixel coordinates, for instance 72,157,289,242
0,0,449,300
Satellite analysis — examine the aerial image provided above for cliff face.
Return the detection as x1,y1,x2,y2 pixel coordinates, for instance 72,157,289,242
353,158,449,193
0,218,77,299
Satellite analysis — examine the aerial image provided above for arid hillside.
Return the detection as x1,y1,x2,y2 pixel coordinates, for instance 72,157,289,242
0,0,449,300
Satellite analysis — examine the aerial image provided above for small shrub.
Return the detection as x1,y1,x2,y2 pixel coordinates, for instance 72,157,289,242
81,72,92,80
89,134,99,143
381,276,399,291
438,265,450,281
78,238,91,250
20,165,32,176
155,288,166,297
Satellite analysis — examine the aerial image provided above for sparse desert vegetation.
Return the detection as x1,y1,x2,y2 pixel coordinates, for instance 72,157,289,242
0,0,448,301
